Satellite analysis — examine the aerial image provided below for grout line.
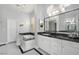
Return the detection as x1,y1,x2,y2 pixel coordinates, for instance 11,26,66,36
18,46,43,55
18,46,34,54
23,48,34,54
18,46,24,54
33,48,43,55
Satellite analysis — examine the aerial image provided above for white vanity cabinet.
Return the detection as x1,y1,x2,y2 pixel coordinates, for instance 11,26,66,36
21,39,34,51
62,40,79,55
37,35,79,55
20,35,35,51
38,35,50,53
50,38,61,55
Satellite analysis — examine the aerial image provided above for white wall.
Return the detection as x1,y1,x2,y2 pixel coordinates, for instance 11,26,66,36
0,16,7,44
0,5,18,44
17,15,31,33
34,5,50,32
0,5,31,44
33,5,50,48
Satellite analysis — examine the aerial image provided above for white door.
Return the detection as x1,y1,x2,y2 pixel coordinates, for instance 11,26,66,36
7,19,16,43
0,18,7,45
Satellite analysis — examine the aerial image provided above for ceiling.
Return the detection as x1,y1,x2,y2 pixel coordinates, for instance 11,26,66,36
10,4,35,14
0,4,36,20
0,4,35,14
0,4,72,20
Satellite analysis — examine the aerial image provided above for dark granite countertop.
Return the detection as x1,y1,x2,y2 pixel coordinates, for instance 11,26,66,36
19,32,35,41
38,32,79,43
19,32,35,35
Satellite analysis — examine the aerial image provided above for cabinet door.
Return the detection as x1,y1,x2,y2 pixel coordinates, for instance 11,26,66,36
38,35,44,48
62,40,79,55
37,35,50,54
37,35,41,47
42,36,50,53
50,38,61,55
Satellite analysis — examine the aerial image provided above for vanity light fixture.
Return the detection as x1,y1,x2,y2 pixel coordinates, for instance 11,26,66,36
65,17,75,24
47,5,61,16
47,4,71,16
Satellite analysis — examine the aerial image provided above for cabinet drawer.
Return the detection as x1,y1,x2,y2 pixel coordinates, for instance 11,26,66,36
63,45,79,55
70,42,79,49
62,40,79,49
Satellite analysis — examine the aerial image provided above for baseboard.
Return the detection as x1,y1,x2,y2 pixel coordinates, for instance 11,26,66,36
6,41,16,44
0,44,6,47
0,41,16,47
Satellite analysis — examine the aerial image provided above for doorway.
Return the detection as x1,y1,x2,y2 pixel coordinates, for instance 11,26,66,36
7,19,16,43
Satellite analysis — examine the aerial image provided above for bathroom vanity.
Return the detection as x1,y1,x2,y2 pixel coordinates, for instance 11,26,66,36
38,7,79,55
37,32,79,55
19,33,35,52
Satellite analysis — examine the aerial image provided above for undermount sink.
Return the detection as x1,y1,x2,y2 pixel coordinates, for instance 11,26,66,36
68,33,79,38
43,34,50,35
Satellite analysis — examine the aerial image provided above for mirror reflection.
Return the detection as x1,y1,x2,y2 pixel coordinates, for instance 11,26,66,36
40,7,79,36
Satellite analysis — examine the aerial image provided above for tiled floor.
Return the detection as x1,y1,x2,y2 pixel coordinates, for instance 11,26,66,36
0,43,39,55
23,50,39,55
0,45,7,54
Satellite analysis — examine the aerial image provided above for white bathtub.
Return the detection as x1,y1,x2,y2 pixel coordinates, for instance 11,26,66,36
20,35,35,51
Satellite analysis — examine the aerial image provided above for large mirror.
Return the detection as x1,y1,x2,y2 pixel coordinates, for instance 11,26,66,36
40,8,79,33
44,16,58,32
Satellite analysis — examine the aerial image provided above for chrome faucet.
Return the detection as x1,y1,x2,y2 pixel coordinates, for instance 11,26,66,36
71,32,79,38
